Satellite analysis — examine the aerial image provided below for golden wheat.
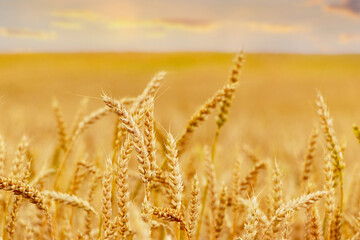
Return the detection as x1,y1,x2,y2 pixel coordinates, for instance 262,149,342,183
1,53,359,240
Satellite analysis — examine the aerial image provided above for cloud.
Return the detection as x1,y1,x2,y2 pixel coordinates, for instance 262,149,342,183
51,21,82,29
157,18,217,30
52,10,99,21
0,28,56,40
304,0,324,6
245,22,308,34
339,33,360,43
325,0,360,18
108,18,217,32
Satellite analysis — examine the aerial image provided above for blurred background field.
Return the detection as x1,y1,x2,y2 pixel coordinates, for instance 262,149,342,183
0,52,360,187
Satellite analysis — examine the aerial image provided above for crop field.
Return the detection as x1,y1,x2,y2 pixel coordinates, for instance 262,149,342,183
0,52,360,239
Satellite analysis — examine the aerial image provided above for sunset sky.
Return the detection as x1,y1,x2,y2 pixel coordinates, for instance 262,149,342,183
0,0,359,53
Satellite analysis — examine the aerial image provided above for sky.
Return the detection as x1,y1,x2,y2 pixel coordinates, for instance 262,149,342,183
0,0,360,53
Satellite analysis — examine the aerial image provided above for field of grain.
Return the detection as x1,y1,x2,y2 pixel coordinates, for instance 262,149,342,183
0,52,360,239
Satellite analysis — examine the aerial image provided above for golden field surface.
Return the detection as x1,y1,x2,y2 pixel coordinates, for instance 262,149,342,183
0,52,360,239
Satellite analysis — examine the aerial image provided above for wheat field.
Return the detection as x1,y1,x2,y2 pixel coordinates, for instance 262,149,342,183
0,52,360,239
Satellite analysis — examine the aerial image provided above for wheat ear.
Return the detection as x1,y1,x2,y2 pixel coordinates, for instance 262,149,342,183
353,124,360,144
216,52,245,130
102,158,114,240
6,136,31,239
176,83,236,152
115,137,132,239
42,190,96,215
316,92,344,211
239,162,266,194
52,98,68,151
261,191,327,240
302,127,318,188
165,132,183,211
306,205,324,240
188,174,200,239
103,93,152,183
324,153,335,236
271,161,283,236
214,184,227,239
132,71,166,112
241,197,259,240
0,176,52,231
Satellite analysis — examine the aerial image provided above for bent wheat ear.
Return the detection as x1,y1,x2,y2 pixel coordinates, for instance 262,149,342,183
176,83,236,152
151,206,187,231
239,162,266,194
261,191,327,240
0,176,50,217
71,106,111,145
42,190,97,215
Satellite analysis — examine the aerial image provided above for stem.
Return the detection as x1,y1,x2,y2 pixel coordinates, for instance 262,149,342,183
211,128,220,163
175,223,180,240
339,169,344,213
2,196,8,240
53,144,73,191
195,183,208,240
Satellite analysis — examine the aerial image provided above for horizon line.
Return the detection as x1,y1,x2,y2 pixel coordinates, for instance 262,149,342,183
1,50,360,56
